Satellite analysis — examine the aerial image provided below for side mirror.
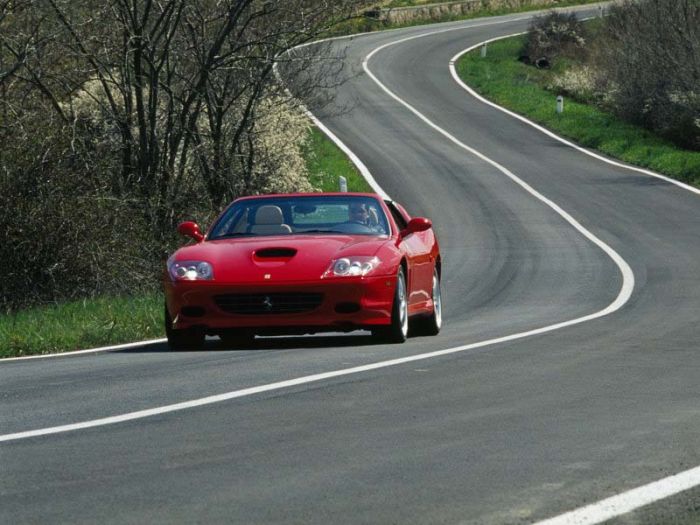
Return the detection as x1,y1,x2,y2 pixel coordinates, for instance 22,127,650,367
177,221,204,242
399,217,432,240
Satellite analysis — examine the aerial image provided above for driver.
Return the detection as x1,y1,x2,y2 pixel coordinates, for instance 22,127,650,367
348,203,370,224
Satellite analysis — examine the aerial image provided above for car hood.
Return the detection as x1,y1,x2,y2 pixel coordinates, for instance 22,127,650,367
171,234,393,283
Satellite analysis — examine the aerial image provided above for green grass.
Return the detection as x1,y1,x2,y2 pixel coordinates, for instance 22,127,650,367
456,36,700,186
304,127,371,192
0,294,163,358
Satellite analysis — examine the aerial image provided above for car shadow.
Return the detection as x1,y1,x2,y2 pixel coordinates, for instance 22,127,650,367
116,332,383,354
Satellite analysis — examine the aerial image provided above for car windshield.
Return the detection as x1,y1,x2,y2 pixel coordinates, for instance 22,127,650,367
208,195,391,239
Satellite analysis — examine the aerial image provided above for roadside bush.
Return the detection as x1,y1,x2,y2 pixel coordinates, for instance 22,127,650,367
0,102,177,310
248,97,316,195
593,0,700,150
0,89,316,311
523,11,587,66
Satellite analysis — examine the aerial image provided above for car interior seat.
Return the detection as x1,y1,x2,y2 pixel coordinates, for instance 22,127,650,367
249,205,292,235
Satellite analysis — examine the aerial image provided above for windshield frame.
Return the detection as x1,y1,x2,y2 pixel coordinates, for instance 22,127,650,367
207,195,391,240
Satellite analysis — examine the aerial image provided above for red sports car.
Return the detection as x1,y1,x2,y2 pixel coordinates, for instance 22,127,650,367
163,193,441,349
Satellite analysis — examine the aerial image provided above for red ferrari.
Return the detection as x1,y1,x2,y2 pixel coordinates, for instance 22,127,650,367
163,193,441,349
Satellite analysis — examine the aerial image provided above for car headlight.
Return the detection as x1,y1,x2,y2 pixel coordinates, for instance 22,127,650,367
168,260,214,281
323,256,380,278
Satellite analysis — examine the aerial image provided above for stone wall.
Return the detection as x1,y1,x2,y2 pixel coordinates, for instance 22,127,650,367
373,0,561,24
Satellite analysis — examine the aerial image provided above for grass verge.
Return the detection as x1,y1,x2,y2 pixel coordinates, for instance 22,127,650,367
456,36,700,186
0,294,163,358
0,126,367,358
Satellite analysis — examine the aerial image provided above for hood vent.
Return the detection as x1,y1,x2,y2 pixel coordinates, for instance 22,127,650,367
255,247,297,259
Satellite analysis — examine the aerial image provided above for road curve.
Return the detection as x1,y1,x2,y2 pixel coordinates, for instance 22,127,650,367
2,7,700,524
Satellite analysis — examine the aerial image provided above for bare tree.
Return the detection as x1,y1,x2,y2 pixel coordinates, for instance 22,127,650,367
34,0,360,222
5,0,371,227
0,0,375,308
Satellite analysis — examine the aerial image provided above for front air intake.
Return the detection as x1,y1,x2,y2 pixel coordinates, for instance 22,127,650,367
214,293,323,315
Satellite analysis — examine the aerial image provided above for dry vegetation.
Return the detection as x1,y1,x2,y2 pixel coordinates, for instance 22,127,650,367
0,0,372,310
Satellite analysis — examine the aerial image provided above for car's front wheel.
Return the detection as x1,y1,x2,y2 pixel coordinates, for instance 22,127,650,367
411,267,442,336
165,304,205,350
372,266,409,344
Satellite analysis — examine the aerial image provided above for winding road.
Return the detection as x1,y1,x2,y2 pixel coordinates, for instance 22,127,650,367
2,6,700,524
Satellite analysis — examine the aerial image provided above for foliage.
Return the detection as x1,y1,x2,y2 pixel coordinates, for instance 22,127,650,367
547,64,600,102
522,10,587,65
592,0,700,149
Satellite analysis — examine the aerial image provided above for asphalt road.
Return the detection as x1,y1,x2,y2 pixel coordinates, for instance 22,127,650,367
2,7,700,524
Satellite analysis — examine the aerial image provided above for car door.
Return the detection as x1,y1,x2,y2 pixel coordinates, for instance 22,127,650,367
386,201,433,310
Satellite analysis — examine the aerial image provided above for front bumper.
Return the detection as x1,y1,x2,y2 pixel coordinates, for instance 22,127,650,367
164,276,396,333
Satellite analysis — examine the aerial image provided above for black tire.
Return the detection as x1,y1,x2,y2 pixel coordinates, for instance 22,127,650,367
372,266,409,344
411,267,442,336
165,304,205,350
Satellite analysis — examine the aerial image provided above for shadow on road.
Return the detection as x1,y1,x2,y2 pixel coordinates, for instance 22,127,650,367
114,332,382,354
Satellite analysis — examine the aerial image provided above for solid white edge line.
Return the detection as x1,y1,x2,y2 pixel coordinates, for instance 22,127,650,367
303,107,389,200
449,34,700,196
1,339,167,363
534,466,700,525
360,22,634,313
1,9,635,445
449,28,700,525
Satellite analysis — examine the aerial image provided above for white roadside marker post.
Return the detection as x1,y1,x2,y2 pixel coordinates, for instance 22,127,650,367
339,176,348,192
556,95,564,114
481,43,487,58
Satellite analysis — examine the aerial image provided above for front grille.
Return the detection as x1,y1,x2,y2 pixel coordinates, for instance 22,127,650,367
214,293,323,315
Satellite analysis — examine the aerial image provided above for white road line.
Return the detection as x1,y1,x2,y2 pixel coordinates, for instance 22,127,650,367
450,27,700,525
302,106,389,200
1,338,167,363
361,24,634,312
449,34,700,196
0,10,634,445
0,314,625,444
533,466,700,525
